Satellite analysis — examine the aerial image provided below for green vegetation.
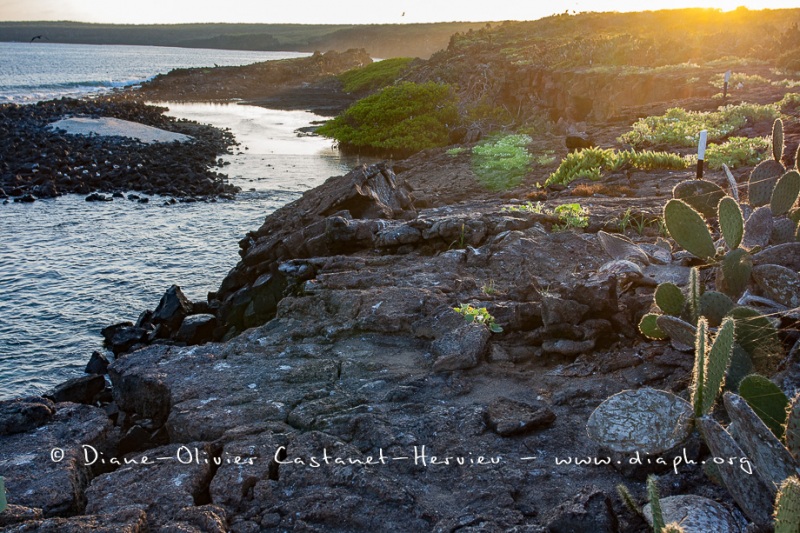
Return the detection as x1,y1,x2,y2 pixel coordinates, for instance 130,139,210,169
710,71,771,89
453,304,503,333
502,201,589,231
619,103,780,148
704,136,770,170
317,82,459,155
338,57,415,93
471,134,534,190
545,147,688,187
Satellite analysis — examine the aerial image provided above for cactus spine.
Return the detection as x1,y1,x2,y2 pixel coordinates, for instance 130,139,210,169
701,317,735,415
774,476,800,533
688,267,702,324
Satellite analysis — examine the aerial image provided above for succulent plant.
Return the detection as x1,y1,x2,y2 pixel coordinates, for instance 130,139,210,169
698,291,734,327
786,393,800,462
664,199,716,260
648,475,666,533
716,248,752,300
654,282,685,316
774,476,800,533
772,217,798,245
639,313,667,340
727,306,782,374
739,373,790,439
749,160,786,208
743,205,775,250
673,179,726,219
771,170,800,217
692,317,735,417
718,195,744,250
773,117,785,163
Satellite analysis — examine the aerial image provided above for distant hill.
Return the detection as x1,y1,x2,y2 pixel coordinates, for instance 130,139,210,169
0,21,488,58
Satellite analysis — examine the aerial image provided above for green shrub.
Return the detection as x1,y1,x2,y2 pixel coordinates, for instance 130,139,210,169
619,103,780,148
704,136,770,170
545,147,689,186
471,134,534,190
317,82,460,155
709,72,771,89
338,57,415,93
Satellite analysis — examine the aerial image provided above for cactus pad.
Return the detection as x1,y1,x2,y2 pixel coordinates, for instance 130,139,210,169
726,344,754,392
786,394,800,461
774,476,800,533
739,373,789,440
700,317,735,415
728,306,782,374
657,315,697,351
655,282,685,316
664,199,716,260
639,313,667,340
771,170,800,216
742,205,774,250
699,291,735,327
752,263,800,308
748,159,785,207
718,196,744,250
716,248,752,300
773,117,785,163
673,180,726,219
771,217,798,245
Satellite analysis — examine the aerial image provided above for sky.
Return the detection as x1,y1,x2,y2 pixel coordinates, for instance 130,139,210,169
0,0,798,24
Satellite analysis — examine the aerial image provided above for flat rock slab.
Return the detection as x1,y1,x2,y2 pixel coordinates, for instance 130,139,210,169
484,397,556,436
48,117,192,144
0,506,147,532
0,403,117,516
643,495,745,533
586,388,693,455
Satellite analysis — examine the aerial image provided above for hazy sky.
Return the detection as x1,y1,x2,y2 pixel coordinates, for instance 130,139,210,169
0,0,797,24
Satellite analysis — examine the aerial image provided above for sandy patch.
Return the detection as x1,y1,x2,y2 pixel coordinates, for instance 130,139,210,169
48,117,193,144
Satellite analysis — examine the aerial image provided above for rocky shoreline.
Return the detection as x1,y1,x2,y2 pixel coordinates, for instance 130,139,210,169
0,97,240,203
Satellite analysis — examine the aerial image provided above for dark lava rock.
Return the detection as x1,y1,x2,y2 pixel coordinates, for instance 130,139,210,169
484,397,556,436
1,403,118,516
0,504,44,528
0,396,55,436
431,322,490,372
13,194,36,203
151,284,193,332
106,326,149,356
84,351,110,375
174,314,217,345
45,375,106,405
1,506,148,532
85,192,112,202
566,133,595,152
546,486,618,533
101,321,133,343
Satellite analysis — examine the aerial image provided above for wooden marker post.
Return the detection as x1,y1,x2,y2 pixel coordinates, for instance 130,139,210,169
697,130,707,180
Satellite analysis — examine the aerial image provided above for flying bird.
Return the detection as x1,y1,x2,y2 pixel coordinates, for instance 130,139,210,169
30,35,43,42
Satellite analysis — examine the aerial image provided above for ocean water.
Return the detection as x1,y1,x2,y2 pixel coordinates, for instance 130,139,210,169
0,45,373,399
0,42,309,104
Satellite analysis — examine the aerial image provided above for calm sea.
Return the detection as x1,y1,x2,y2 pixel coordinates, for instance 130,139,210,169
0,44,372,398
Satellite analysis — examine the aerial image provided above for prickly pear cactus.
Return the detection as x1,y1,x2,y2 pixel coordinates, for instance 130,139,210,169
639,313,667,340
648,475,666,533
771,170,800,216
664,199,716,260
772,217,798,245
739,373,789,439
716,248,752,300
774,476,800,533
728,306,782,374
786,393,800,461
700,317,735,416
655,283,685,316
699,291,734,327
718,196,744,250
742,205,774,250
688,266,702,324
673,180,726,219
773,117,785,163
692,319,709,418
748,160,785,208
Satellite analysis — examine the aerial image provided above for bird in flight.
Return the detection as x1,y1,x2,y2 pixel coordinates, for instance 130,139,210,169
30,35,43,42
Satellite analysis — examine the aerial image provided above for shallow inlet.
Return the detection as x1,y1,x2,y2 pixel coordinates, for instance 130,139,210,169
0,103,375,399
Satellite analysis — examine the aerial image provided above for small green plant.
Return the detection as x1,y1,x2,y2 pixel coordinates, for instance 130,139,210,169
481,279,497,295
704,136,770,170
446,146,466,156
453,304,503,333
501,201,545,214
471,134,534,191
545,147,688,187
553,203,589,231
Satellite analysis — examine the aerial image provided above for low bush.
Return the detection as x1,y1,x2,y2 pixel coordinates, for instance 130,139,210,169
704,136,770,169
338,57,415,93
471,134,534,191
545,147,688,186
317,81,460,155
